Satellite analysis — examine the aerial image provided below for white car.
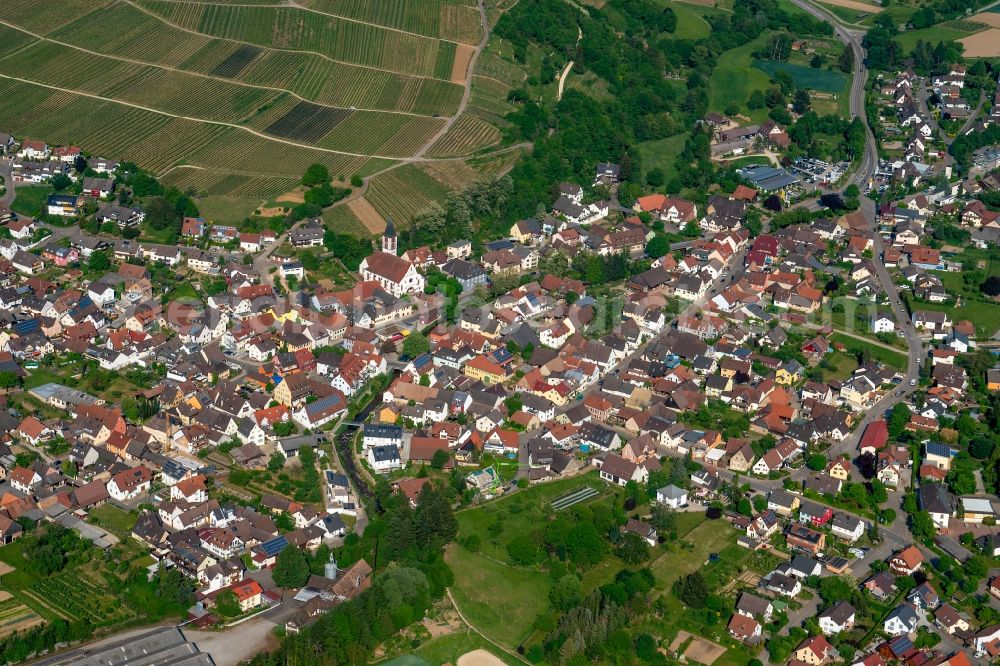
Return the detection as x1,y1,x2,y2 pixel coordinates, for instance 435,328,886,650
909,379,916,386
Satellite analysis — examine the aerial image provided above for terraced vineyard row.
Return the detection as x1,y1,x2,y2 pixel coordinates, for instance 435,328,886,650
323,205,372,237
426,114,502,157
364,164,452,225
297,0,482,44
313,113,445,156
160,168,300,198
137,0,449,78
0,77,382,176
11,4,466,116
0,41,284,124
0,0,112,33
467,76,516,128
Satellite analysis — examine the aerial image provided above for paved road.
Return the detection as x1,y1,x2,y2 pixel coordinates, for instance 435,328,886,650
788,0,925,456
788,0,876,190
0,156,14,209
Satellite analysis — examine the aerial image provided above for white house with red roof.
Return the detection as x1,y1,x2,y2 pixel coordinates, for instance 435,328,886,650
107,465,153,501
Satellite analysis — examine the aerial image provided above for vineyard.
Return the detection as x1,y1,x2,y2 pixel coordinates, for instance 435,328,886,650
324,204,374,236
160,168,300,198
0,600,43,639
0,0,522,212
364,164,452,226
298,0,483,44
31,571,138,627
136,1,449,78
426,114,502,157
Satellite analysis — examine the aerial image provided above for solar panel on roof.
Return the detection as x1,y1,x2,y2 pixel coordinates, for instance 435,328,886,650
490,349,513,364
261,536,288,557
13,319,39,335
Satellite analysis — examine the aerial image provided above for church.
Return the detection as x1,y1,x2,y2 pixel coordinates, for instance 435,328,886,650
358,217,426,298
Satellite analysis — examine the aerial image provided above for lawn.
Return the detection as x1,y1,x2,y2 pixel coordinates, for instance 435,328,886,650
709,36,771,119
638,132,689,183
904,297,1000,339
412,631,520,666
820,350,859,381
724,156,773,168
445,545,551,649
642,519,772,666
447,473,614,648
455,473,607,563
11,186,51,218
88,504,138,539
648,518,734,591
666,3,713,39
830,332,908,370
752,60,848,93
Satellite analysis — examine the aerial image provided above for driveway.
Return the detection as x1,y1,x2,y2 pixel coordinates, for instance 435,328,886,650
183,595,299,666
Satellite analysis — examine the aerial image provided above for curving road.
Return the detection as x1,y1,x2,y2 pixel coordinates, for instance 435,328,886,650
789,0,925,404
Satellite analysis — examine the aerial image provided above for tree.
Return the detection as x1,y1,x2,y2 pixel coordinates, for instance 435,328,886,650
507,533,544,565
549,574,582,611
402,332,431,358
302,163,330,187
50,173,72,191
272,545,310,588
910,511,936,540
268,451,285,472
807,454,827,471
617,532,650,564
650,504,677,533
0,371,19,389
970,435,995,460
792,89,811,114
673,572,709,608
214,589,242,617
888,402,911,438
645,234,670,258
646,168,665,187
748,89,767,109
837,44,854,72
430,448,450,470
982,276,1000,297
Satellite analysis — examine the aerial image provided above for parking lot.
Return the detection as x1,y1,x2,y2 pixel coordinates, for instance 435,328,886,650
791,157,848,186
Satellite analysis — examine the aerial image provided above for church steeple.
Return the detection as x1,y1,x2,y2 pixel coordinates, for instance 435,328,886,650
382,216,397,255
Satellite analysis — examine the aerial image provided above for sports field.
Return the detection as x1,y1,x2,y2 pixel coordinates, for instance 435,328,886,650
0,0,519,222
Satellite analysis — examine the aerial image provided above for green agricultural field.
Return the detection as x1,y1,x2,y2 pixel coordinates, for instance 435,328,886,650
895,25,976,52
709,36,772,119
816,2,872,24
752,60,848,93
